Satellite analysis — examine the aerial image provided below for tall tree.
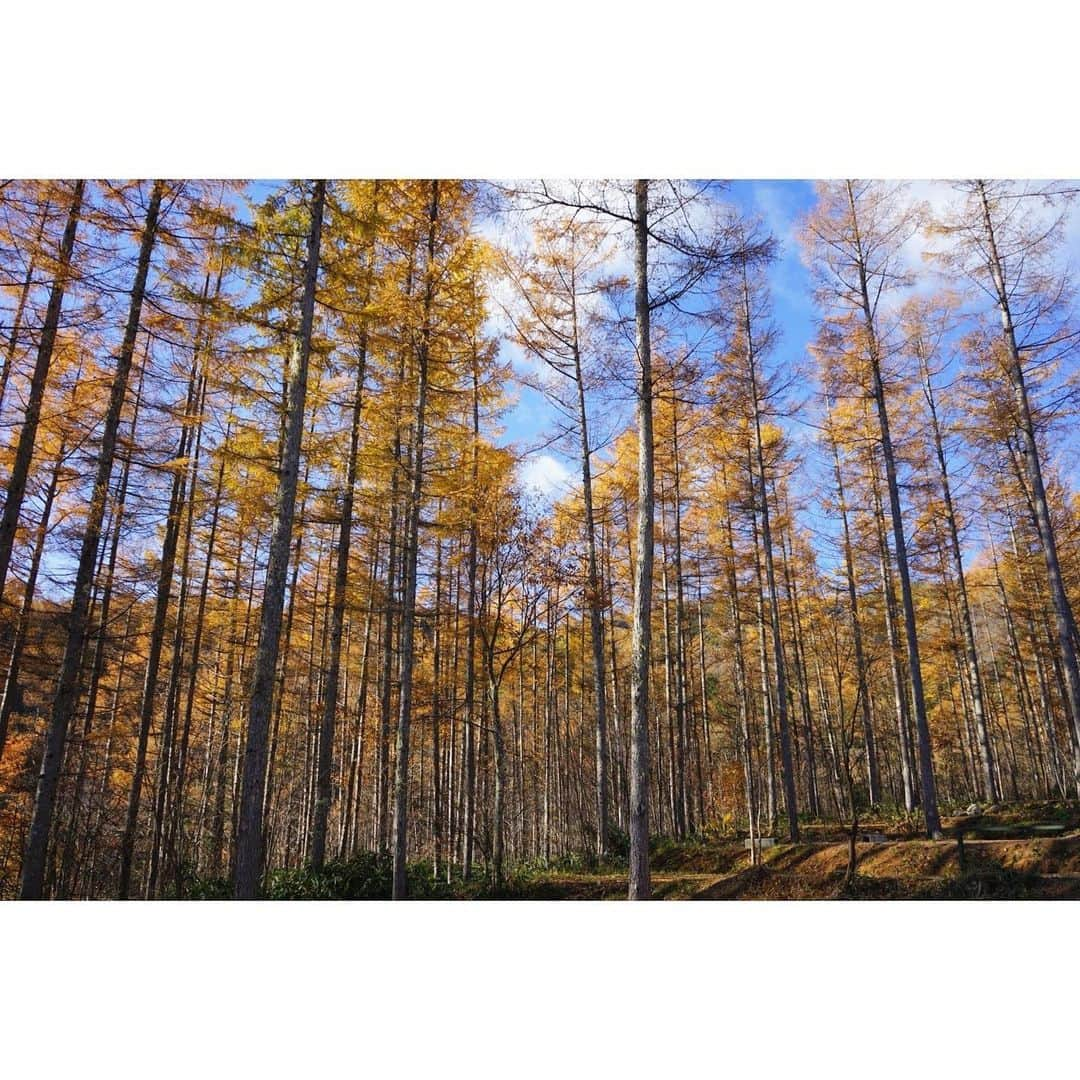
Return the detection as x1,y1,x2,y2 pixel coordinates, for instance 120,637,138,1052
905,298,997,801
234,180,325,899
391,180,440,900
930,181,1080,786
0,181,84,599
628,179,655,898
310,182,379,870
499,213,615,856
802,180,942,837
19,180,163,898
720,258,800,840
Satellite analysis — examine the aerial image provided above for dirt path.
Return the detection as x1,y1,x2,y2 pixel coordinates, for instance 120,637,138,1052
504,834,1080,899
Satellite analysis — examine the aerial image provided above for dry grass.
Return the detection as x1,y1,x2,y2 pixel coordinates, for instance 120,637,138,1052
492,830,1080,900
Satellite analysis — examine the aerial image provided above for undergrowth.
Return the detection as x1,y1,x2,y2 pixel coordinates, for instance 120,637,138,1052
178,852,456,900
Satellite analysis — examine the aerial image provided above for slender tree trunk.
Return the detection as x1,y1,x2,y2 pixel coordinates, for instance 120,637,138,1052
825,409,880,806
233,180,324,899
167,408,226,889
0,434,66,758
341,527,380,858
463,352,480,879
976,180,1080,783
920,354,997,800
311,331,368,869
376,468,399,851
660,542,681,836
488,671,506,886
744,283,798,840
118,354,203,897
148,374,206,897
723,497,757,857
0,181,84,600
391,181,439,900
56,360,144,893
870,455,917,813
430,530,445,877
695,571,714,813
845,181,940,836
628,179,653,900
750,500,777,829
775,495,819,817
19,180,162,900
570,324,609,858
669,405,693,835
84,602,137,897
0,197,52,416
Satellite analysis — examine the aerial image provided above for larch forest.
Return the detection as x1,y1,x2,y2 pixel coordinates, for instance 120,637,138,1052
2,177,1080,901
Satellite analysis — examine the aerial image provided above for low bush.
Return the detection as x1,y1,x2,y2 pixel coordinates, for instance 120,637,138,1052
179,853,454,900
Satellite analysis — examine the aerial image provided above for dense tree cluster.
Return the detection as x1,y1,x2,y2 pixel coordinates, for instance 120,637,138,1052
0,178,1077,899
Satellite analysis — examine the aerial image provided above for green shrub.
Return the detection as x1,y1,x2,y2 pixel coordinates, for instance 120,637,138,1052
176,852,456,900
179,873,231,900
605,827,630,859
264,851,453,900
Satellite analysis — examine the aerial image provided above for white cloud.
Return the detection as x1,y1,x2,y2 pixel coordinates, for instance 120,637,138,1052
517,452,574,500
900,179,1079,286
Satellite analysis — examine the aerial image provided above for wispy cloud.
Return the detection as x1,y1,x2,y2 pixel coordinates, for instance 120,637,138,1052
517,452,574,500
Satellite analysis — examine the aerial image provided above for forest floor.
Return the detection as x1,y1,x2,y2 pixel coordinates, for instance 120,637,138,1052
485,802,1080,900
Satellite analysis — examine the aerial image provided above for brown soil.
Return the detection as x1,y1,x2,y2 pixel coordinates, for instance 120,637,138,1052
501,832,1080,899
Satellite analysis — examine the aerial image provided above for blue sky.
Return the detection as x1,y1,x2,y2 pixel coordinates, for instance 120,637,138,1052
497,178,1080,581
502,180,823,495
17,180,1076,599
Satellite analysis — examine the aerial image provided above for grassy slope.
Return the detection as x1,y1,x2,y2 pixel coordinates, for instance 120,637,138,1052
176,801,1080,899
484,803,1080,900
